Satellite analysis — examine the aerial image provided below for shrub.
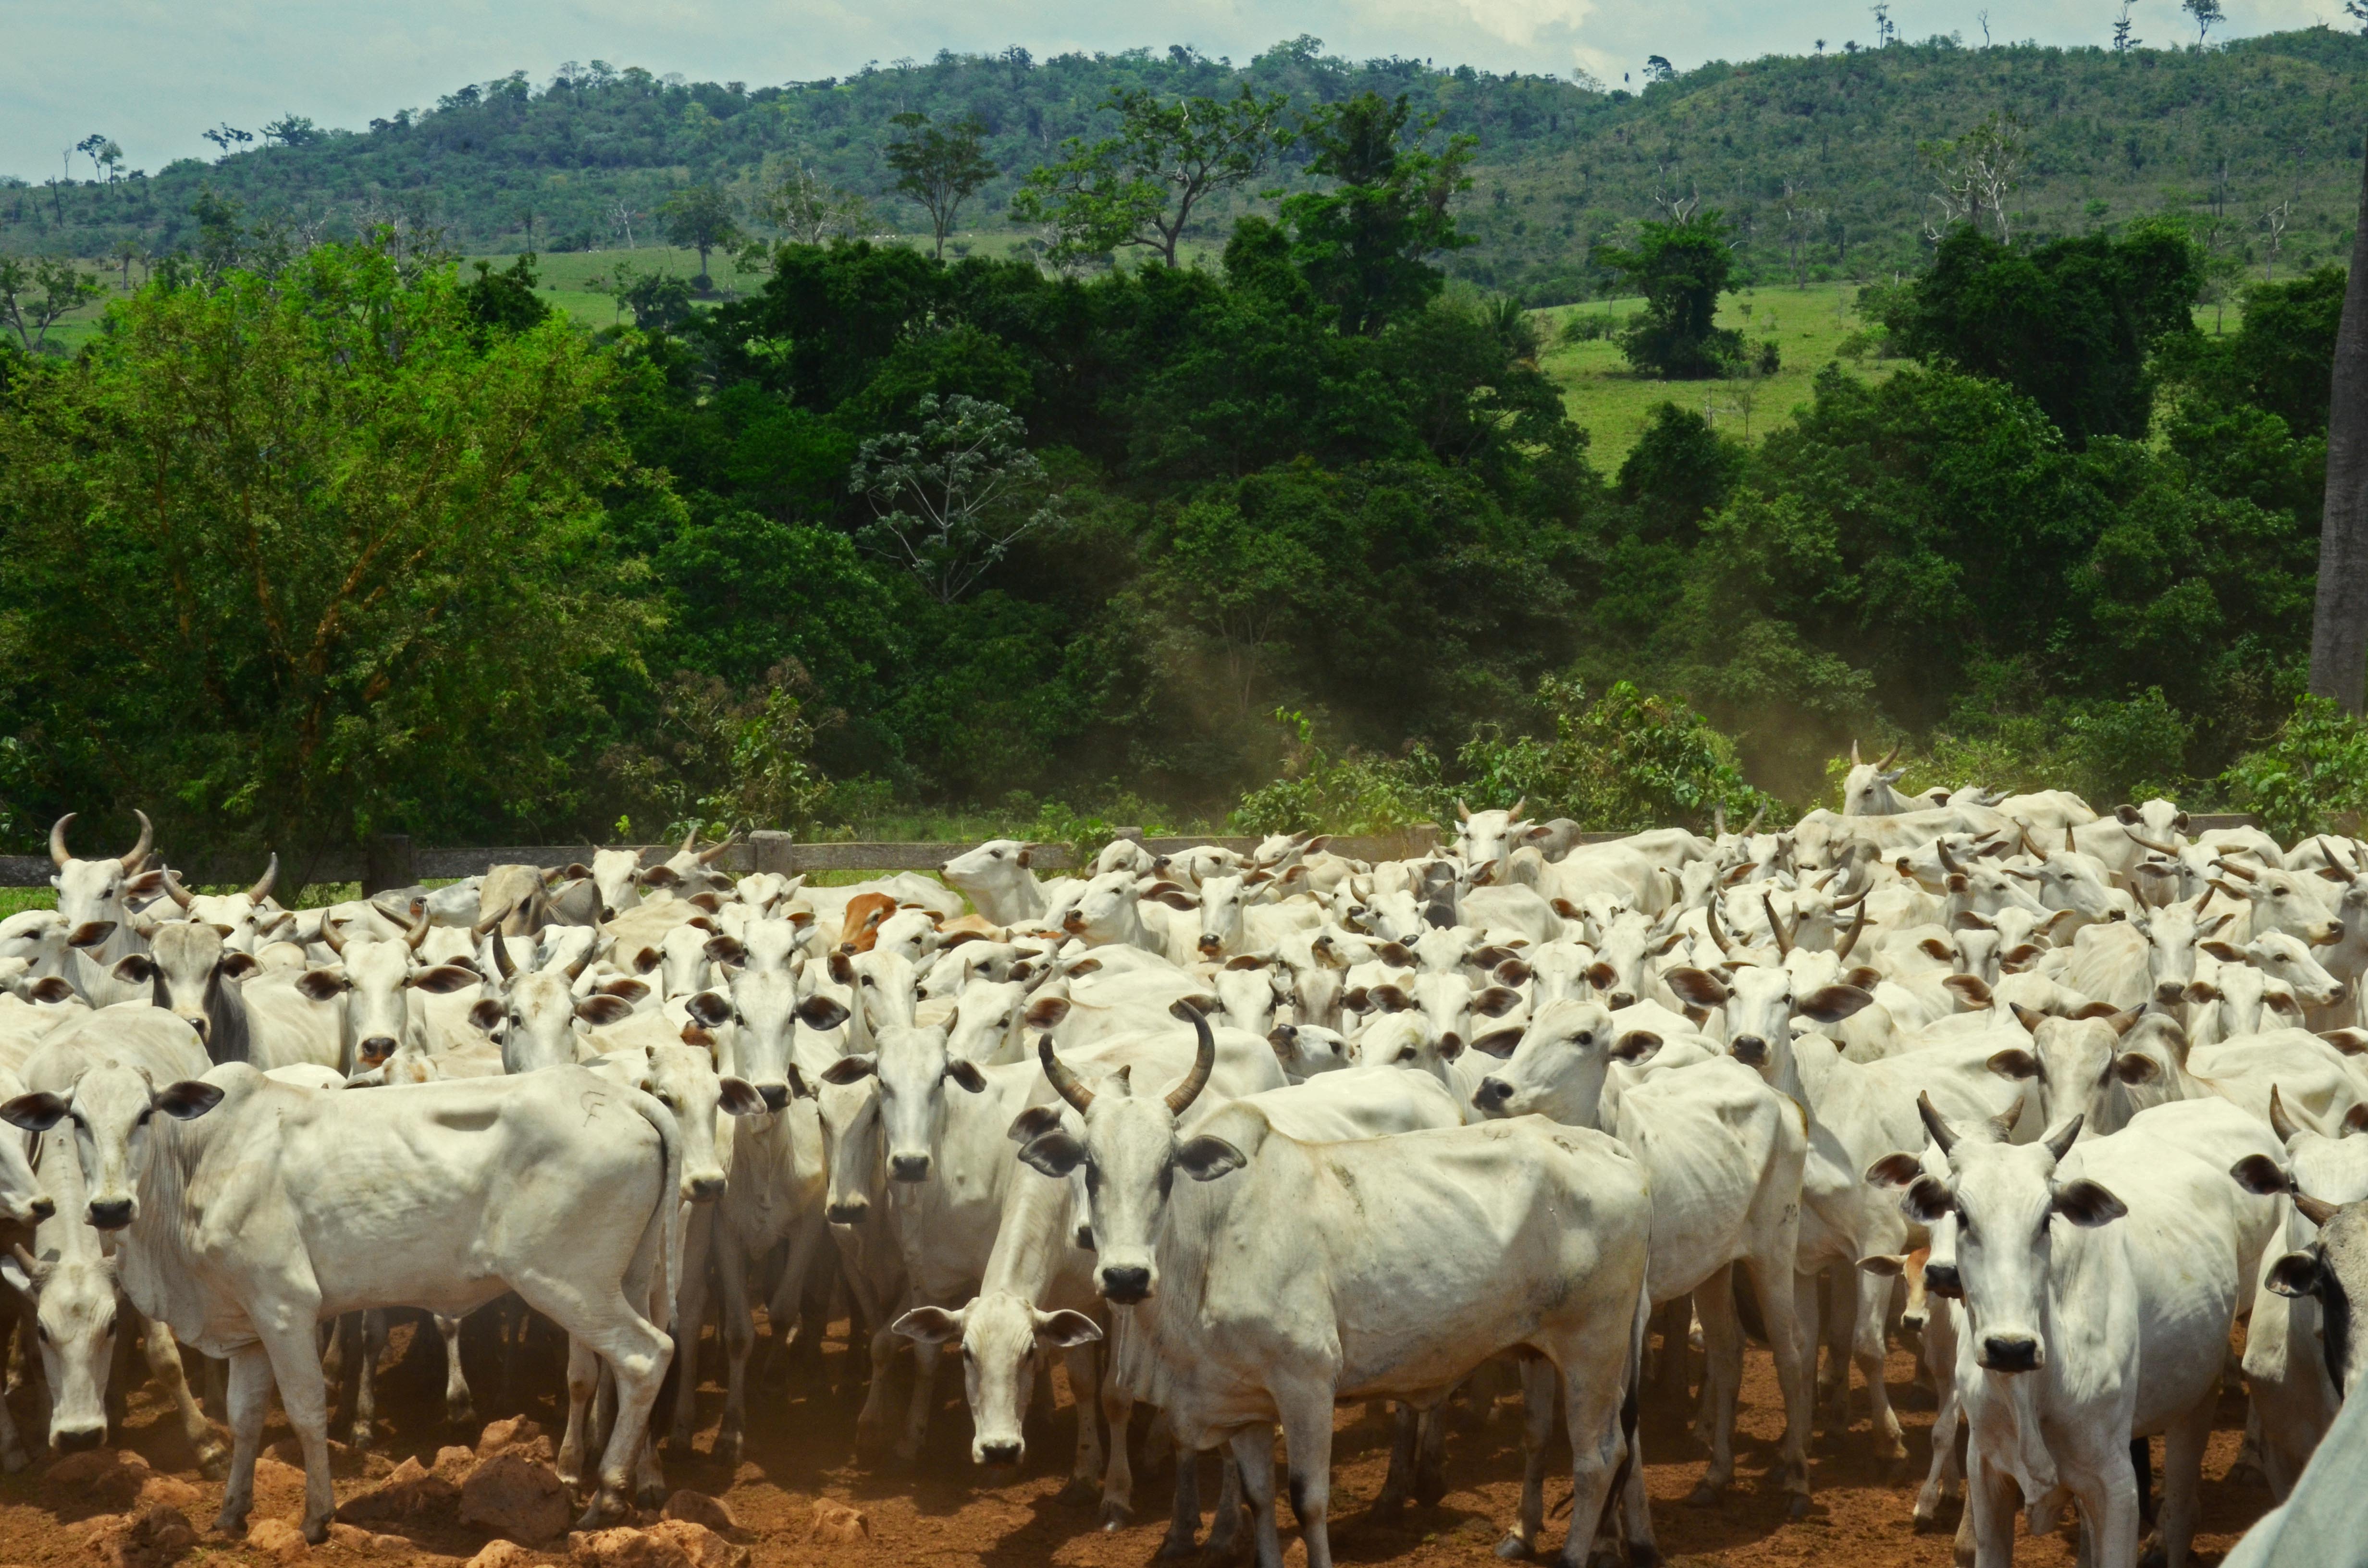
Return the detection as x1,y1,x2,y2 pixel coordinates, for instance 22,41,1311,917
1229,710,1449,835
2220,695,2368,843
1456,678,1782,833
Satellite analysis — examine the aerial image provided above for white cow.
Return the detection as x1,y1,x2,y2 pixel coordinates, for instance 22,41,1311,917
48,811,163,1008
941,839,1078,927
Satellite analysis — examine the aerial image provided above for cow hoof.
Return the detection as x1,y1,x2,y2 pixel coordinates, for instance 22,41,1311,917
714,1433,742,1471
1,1446,27,1476
1154,1533,1199,1560
211,1509,249,1538
1682,1482,1723,1509
348,1426,374,1452
1787,1494,1814,1521
1627,1546,1663,1568
1097,1500,1133,1531
1912,1510,1943,1535
1493,1532,1534,1560
302,1518,332,1547
1056,1477,1098,1507
1882,1459,1908,1486
449,1402,478,1430
195,1447,230,1483
1415,1476,1448,1508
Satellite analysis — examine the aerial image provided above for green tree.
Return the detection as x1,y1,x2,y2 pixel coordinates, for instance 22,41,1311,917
1010,86,1292,267
659,183,740,285
1593,213,1744,379
749,157,871,247
0,257,103,352
1888,220,2203,445
0,241,654,861
1282,92,1473,336
847,393,1057,603
885,112,997,260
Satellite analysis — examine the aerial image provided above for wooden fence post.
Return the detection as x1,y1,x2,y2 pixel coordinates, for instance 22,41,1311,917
363,834,416,895
750,830,796,876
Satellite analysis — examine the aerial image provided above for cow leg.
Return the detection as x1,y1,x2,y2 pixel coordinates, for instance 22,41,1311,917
1753,1260,1814,1515
437,1315,475,1427
139,1314,227,1479
1415,1403,1448,1507
1227,1424,1284,1568
1687,1270,1742,1503
1500,1357,1558,1559
2072,1437,2141,1568
2159,1399,2213,1568
1853,1268,1906,1473
1059,1342,1103,1506
519,1280,673,1528
1098,1360,1136,1528
344,1311,389,1449
712,1234,755,1469
762,1211,830,1382
668,1217,714,1453
213,1343,277,1536
1157,1436,1202,1558
1375,1403,1420,1509
557,1336,601,1490
257,1318,337,1543
1279,1395,1338,1568
1555,1341,1636,1568
1963,1445,2020,1568
1646,1296,1690,1407
1205,1450,1248,1559
895,1335,941,1466
1913,1309,1963,1530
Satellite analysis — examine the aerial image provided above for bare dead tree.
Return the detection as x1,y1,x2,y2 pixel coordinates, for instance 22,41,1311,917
2261,196,2295,281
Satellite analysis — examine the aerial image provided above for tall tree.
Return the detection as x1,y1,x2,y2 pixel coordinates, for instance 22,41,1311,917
2311,147,2368,713
1593,213,1742,379
1010,86,1292,267
659,183,740,284
885,112,997,259
1281,93,1473,337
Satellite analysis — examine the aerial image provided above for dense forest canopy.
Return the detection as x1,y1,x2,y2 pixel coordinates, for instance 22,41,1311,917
0,34,2359,871
7,29,2366,303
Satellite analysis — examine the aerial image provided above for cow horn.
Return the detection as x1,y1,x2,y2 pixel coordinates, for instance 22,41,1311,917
2128,832,2180,856
1760,894,1793,957
1876,741,1899,770
1706,901,1734,956
1936,838,1963,877
2065,825,2078,854
120,810,153,872
679,825,700,855
1507,796,1526,824
8,1242,40,1284
49,813,75,869
2019,823,2047,863
2043,1114,2084,1162
1851,740,1863,765
1714,805,1727,838
1917,1090,1958,1155
320,918,346,957
1455,797,1472,824
471,900,513,940
1836,899,1869,960
2298,1190,2342,1227
160,869,196,910
2270,1085,2303,1146
566,943,593,981
247,854,279,904
1040,1034,1093,1114
1166,1002,1217,1115
405,905,432,952
2216,857,2258,882
1745,805,1767,835
491,931,518,981
697,832,740,865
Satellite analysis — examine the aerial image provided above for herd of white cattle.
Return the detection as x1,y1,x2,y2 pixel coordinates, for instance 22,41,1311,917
5,764,2368,1568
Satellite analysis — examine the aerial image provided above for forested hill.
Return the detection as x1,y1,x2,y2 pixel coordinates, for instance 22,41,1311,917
8,28,2366,301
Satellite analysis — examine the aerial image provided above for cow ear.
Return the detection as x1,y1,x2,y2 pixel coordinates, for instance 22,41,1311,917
704,936,747,966
796,994,851,1032
1342,987,1373,1015
1008,1104,1064,1144
2268,1250,2325,1298
1378,942,1415,968
826,950,855,986
1799,984,1875,1024
716,1078,767,1117
1371,984,1413,1013
2230,1153,2294,1197
294,967,351,1002
1917,938,1954,961
685,991,733,1028
1865,1152,1924,1189
1035,1308,1104,1348
66,919,116,949
1147,888,1198,911
2198,940,2245,963
1583,962,1617,990
0,1091,69,1132
111,953,158,984
1593,1031,1652,1067
124,870,165,898
820,1054,876,1086
2321,1029,2368,1058
1663,967,1729,1008
2008,1002,2046,1034
632,946,662,974
597,977,651,1003
945,1058,988,1094
217,952,260,982
468,998,505,1033
409,964,481,995
28,977,75,1004
1470,1027,1524,1060
1024,995,1071,1029
1904,1175,1954,1224
1550,898,1583,919
155,1079,224,1120
2116,804,2142,826
1986,1047,2040,1081
1176,1135,1247,1182
1473,985,1523,1018
1018,1130,1085,1179
2111,1052,2158,1085
891,1306,964,1345
640,865,682,889
1494,958,1534,986
575,994,633,1027
2053,1178,2127,1226
1856,1254,1906,1278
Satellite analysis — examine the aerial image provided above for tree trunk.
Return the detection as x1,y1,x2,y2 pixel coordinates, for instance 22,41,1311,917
2310,144,2368,715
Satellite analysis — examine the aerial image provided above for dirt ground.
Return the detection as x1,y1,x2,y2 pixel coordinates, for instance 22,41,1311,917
0,1311,2270,1567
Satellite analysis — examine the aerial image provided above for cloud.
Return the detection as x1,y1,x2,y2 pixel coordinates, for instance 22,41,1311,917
1,0,2340,181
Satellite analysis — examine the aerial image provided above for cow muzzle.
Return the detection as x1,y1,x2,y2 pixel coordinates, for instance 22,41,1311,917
756,1083,789,1112
1608,991,1637,1010
1979,1333,2041,1372
358,1036,398,1068
1924,1262,1962,1299
53,1424,106,1453
181,1013,210,1041
1062,913,1086,935
1729,1035,1769,1067
825,1198,869,1225
1099,1263,1153,1304
685,1174,726,1202
87,1197,135,1230
1474,1077,1514,1113
889,1152,931,1183
2154,981,2188,1007
975,1438,1023,1467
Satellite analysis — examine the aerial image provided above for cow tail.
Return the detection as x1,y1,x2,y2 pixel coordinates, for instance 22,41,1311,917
1591,1272,1652,1557
623,1087,686,1337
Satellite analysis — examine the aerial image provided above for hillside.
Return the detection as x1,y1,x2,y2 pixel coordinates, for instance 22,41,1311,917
6,29,2365,302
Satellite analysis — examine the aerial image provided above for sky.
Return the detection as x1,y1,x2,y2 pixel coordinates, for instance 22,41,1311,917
1,0,2340,183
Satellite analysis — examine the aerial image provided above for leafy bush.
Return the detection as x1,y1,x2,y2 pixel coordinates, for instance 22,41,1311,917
599,664,827,842
1455,678,1781,833
2220,696,2368,843
1558,312,1620,343
1229,710,1450,835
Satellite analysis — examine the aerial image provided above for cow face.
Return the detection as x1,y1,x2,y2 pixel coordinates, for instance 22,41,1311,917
1,1061,222,1230
815,1074,883,1225
1841,760,1910,817
1018,1013,1226,1305
820,1024,985,1184
1209,956,1288,1038
2209,862,2344,948
715,970,843,1112
646,1042,762,1201
2128,897,2234,1009
656,922,714,1001
2201,931,2346,1011
118,921,258,1054
1588,910,1684,1011
1267,1022,1356,1080
589,848,647,919
1893,1101,2118,1376
2009,851,2121,928
1665,962,1871,1074
894,1292,1102,1467
1471,1000,1655,1125
945,979,1029,1066
0,1130,121,1449
1986,1008,2153,1137
1452,802,1529,882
